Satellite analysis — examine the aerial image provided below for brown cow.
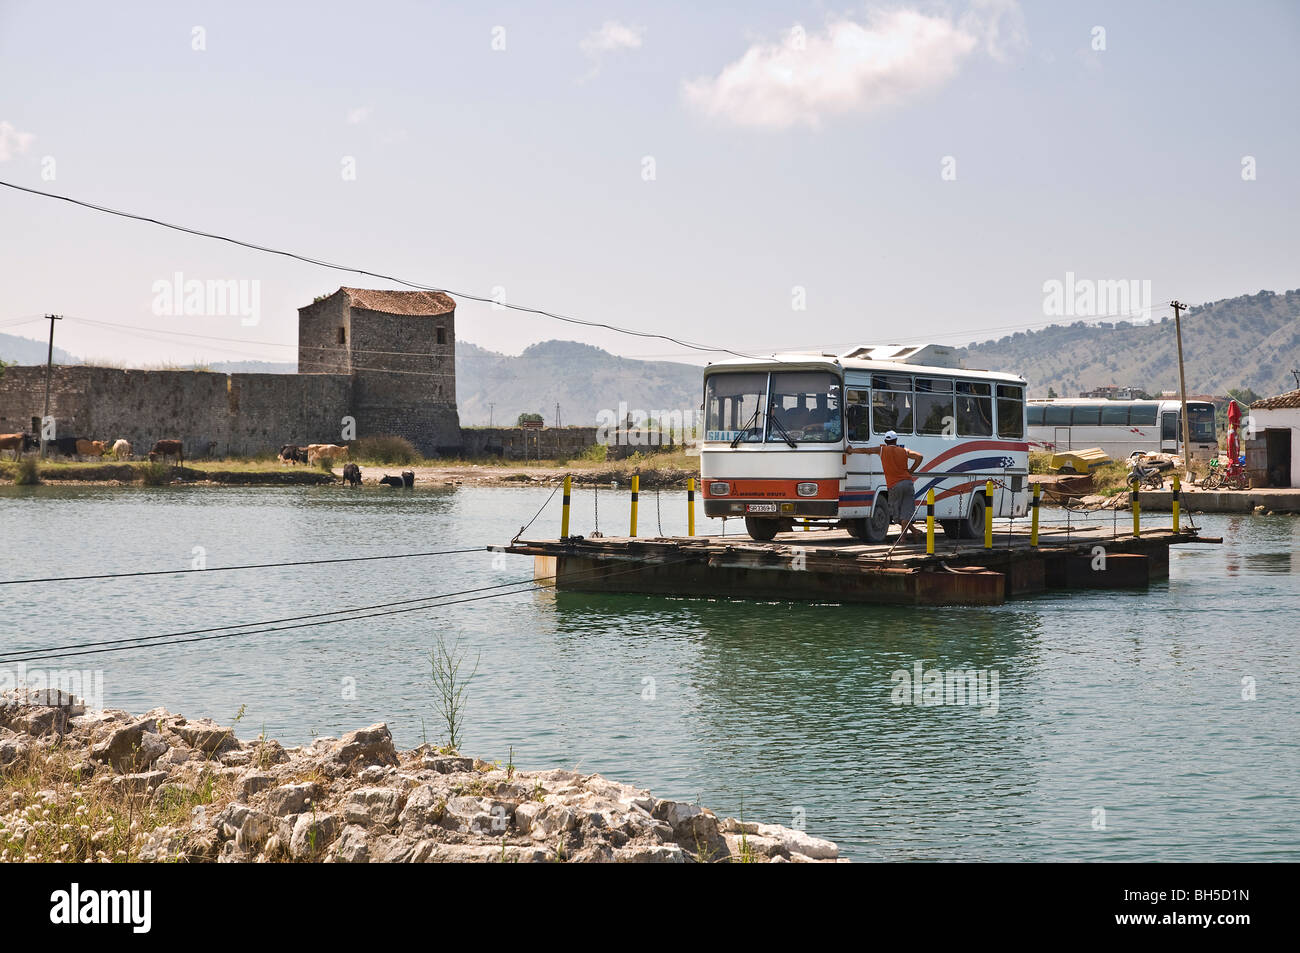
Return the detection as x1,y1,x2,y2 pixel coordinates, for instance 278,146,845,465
75,439,106,458
148,439,184,467
0,433,35,459
306,443,349,463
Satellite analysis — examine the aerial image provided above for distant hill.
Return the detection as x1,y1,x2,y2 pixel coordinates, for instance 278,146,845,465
0,332,79,366
456,339,702,427
959,289,1300,398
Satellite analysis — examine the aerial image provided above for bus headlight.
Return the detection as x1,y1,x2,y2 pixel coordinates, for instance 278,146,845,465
796,482,818,497
709,482,730,496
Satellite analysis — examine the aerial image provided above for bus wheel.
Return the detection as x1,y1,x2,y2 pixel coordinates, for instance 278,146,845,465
961,492,987,539
846,506,890,543
744,517,780,541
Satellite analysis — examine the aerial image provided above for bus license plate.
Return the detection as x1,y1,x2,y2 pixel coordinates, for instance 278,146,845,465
746,503,778,514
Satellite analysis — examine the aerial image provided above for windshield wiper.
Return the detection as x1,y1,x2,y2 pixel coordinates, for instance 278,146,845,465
730,403,763,448
767,408,798,448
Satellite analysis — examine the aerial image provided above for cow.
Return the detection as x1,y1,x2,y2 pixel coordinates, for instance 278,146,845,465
110,439,132,460
306,443,349,464
75,439,107,458
148,439,184,468
402,470,415,488
279,444,308,465
341,463,361,486
0,433,36,459
378,474,404,488
52,436,83,457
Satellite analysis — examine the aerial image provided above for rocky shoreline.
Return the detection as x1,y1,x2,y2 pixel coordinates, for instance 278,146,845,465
0,699,840,863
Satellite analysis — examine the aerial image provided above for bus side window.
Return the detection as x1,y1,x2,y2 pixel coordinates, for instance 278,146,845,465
1100,405,1129,426
1161,412,1179,442
846,389,871,442
996,385,1025,438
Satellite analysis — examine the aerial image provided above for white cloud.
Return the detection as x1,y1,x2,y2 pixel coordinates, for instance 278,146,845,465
683,4,1025,130
0,121,36,161
961,0,1028,62
346,107,371,125
580,20,644,57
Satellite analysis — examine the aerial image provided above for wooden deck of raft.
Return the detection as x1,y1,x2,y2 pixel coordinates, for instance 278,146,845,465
504,524,1220,606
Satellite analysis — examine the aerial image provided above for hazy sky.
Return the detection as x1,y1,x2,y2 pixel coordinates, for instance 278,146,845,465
1,0,1297,367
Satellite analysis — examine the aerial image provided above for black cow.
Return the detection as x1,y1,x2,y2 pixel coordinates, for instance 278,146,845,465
52,436,83,457
342,463,361,486
379,474,403,488
279,444,308,465
401,470,415,488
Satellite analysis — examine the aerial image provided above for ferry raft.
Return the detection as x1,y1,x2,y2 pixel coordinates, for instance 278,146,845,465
504,522,1217,607
501,343,1220,606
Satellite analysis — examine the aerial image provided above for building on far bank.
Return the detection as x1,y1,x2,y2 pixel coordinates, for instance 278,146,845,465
1079,385,1145,400
0,287,462,457
1247,390,1299,487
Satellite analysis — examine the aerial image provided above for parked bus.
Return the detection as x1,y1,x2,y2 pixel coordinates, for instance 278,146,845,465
700,344,1030,542
1026,398,1216,464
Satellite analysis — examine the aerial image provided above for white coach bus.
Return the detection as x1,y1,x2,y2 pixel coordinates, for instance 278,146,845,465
1026,398,1217,464
700,344,1031,542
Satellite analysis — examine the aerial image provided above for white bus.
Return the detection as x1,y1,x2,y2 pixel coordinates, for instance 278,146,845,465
700,344,1031,542
1026,398,1217,464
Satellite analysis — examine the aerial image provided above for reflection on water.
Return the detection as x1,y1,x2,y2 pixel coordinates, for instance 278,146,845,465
0,486,1297,860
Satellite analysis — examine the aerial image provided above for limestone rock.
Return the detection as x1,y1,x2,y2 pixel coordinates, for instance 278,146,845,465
90,718,169,773
333,723,398,768
290,812,339,859
342,786,407,828
266,781,321,817
330,825,370,863
175,718,238,754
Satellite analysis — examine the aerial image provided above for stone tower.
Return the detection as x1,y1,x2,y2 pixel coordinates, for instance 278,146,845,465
297,287,461,455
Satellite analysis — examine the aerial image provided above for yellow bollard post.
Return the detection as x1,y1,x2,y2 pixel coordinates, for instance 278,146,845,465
687,478,696,537
1131,479,1141,538
1030,483,1040,548
630,475,639,537
984,480,994,550
560,474,571,538
1171,475,1181,534
925,488,935,555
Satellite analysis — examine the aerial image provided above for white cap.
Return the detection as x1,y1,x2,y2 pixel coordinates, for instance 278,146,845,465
884,430,899,442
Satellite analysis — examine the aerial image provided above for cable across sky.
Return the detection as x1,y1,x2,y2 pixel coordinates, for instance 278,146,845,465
0,179,759,360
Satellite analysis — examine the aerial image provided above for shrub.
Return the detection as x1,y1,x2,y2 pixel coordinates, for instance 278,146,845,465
315,454,335,472
353,435,420,465
14,457,40,485
139,461,171,486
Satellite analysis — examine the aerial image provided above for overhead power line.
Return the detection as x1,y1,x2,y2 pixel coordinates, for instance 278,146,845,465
0,179,757,360
0,550,699,665
0,546,485,586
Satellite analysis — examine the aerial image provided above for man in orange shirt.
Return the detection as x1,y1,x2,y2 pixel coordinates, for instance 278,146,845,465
849,430,924,538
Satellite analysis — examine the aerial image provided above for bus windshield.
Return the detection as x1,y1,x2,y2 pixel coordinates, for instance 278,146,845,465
705,372,766,442
1188,404,1215,442
767,371,842,443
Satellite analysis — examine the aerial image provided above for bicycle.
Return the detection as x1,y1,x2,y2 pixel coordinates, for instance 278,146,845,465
1202,456,1248,490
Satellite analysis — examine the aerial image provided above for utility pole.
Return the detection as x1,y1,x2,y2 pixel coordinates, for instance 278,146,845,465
555,402,561,429
488,402,494,428
1171,300,1194,481
39,313,62,459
